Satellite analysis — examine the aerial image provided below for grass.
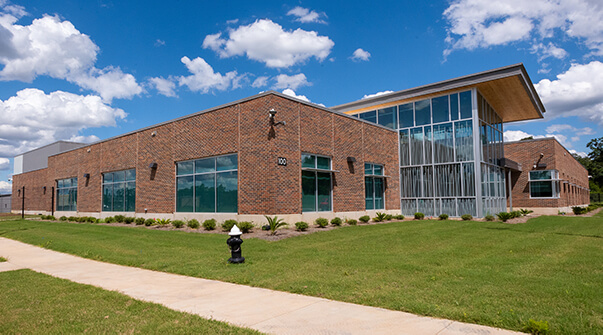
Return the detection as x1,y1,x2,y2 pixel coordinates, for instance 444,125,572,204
0,269,260,334
0,214,602,334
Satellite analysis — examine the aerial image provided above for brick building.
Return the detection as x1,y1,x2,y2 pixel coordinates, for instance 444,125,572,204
504,138,589,214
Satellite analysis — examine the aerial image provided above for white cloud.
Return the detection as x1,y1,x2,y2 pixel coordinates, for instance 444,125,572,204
177,56,241,93
154,39,165,47
535,61,603,125
504,130,570,147
286,6,326,24
0,12,142,101
252,76,269,88
569,149,587,157
531,42,568,61
273,73,309,90
0,180,11,194
351,48,371,62
202,19,334,68
443,0,603,57
0,157,9,170
0,88,126,158
148,77,177,97
362,90,394,99
282,89,309,102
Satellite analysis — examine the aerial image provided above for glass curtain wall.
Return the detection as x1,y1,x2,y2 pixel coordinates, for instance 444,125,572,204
56,177,77,211
102,169,135,212
398,91,478,217
176,154,238,213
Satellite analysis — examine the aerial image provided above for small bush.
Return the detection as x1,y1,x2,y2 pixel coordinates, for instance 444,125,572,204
523,319,549,335
295,221,309,231
374,212,387,222
484,214,495,221
59,216,67,221
265,216,287,235
135,217,145,225
222,219,238,231
358,215,370,223
414,212,425,220
461,214,473,221
47,215,56,221
76,217,87,223
68,216,78,222
572,206,587,215
438,213,449,220
172,220,185,228
202,219,216,230
497,212,513,222
330,217,342,226
384,214,393,220
144,218,155,226
347,219,357,225
394,214,405,220
237,221,254,233
187,219,200,229
315,217,329,228
86,216,96,223
520,208,534,216
156,218,171,226
124,217,135,224
510,210,522,219
114,215,126,223
104,216,115,223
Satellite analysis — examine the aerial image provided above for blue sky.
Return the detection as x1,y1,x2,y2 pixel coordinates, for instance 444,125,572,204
1,0,602,193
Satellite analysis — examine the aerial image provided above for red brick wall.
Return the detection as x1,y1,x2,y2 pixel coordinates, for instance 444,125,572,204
504,138,589,208
11,168,50,212
11,93,399,215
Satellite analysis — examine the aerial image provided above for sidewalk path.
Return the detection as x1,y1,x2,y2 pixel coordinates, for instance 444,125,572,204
0,237,523,335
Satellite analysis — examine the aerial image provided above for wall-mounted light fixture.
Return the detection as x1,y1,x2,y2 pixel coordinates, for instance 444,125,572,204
149,162,158,169
83,173,90,179
43,186,46,194
151,131,157,137
346,157,357,163
87,148,91,153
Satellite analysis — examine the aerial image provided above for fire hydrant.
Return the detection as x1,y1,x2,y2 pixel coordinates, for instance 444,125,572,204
226,225,245,264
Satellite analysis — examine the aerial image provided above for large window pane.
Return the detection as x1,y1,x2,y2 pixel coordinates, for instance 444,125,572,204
301,171,316,212
176,176,194,212
103,184,113,211
113,183,125,211
217,171,238,212
530,171,552,180
450,93,459,121
57,178,77,211
531,181,553,198
432,95,449,123
433,123,454,163
374,178,384,209
301,154,315,168
460,91,472,119
195,174,215,212
102,169,135,212
195,158,215,174
400,167,421,197
113,171,125,183
462,163,476,196
359,110,377,124
410,127,424,165
125,170,136,181
217,154,237,171
424,126,433,164
378,106,396,129
177,161,194,175
398,103,414,128
415,100,431,126
455,120,474,161
365,177,374,210
125,182,136,212
399,129,410,166
317,156,330,169
317,172,331,211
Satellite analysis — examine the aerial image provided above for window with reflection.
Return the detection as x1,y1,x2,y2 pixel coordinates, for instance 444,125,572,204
365,163,384,210
56,177,77,211
529,170,559,198
103,169,135,212
301,154,332,212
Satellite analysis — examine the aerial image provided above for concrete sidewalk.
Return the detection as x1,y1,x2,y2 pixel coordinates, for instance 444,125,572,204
0,237,523,335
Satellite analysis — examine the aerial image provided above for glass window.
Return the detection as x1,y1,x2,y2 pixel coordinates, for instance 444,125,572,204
450,93,459,121
455,120,474,161
432,95,449,123
433,123,454,163
415,100,431,126
410,127,424,165
529,170,559,198
460,91,472,119
56,177,78,211
365,163,385,210
176,154,238,212
378,106,397,129
301,154,332,212
398,103,414,128
399,129,410,166
102,169,136,212
359,110,377,124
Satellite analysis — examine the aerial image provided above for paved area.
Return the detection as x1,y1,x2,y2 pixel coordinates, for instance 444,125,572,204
0,237,523,334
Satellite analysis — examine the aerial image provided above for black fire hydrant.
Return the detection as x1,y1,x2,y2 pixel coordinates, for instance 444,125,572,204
226,225,245,264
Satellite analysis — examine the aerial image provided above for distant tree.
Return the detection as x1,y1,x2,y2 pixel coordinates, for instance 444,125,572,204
584,137,603,194
587,137,603,163
520,136,534,141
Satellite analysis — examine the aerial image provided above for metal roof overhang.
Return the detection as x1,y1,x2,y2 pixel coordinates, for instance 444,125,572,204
331,63,545,123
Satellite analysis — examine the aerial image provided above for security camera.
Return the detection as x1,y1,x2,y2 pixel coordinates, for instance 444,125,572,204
269,109,277,117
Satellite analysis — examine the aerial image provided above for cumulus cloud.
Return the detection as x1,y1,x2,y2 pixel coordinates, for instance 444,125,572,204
535,61,603,125
0,157,9,170
252,76,269,88
504,130,570,147
177,56,242,93
531,42,568,61
0,88,126,158
202,19,334,68
273,73,309,90
362,90,394,99
443,0,603,57
351,48,371,62
0,181,11,194
569,149,588,157
286,6,326,24
282,89,310,102
0,12,142,101
148,77,177,97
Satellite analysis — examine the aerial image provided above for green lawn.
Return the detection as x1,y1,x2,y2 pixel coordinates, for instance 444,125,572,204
0,269,260,334
0,214,601,334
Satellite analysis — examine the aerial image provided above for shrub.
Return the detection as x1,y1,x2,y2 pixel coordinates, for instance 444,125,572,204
144,218,155,226
104,216,115,223
520,208,534,216
347,219,357,225
202,219,216,230
385,214,393,221
523,319,549,335
222,219,238,231
237,221,254,233
572,206,587,215
358,215,370,223
510,210,522,219
295,221,309,231
187,219,200,229
438,214,449,220
484,214,495,222
172,220,185,228
265,216,287,235
76,217,87,222
374,212,387,222
315,217,329,228
86,216,96,223
394,214,405,220
68,216,78,222
497,212,513,222
135,217,146,225
47,215,56,221
461,214,473,221
156,218,171,226
59,216,67,221
114,215,126,223
124,217,135,224
330,217,342,226
414,212,425,220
